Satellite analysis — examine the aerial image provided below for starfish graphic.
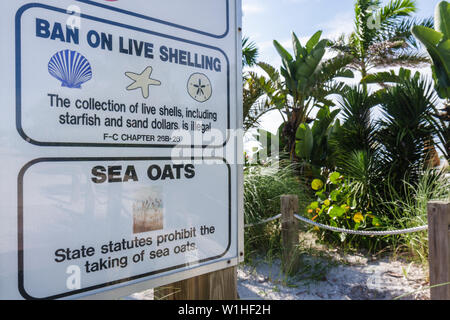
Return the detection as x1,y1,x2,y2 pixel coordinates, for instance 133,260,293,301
125,66,161,98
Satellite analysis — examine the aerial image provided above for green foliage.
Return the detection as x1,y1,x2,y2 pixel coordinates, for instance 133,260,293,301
381,169,450,264
294,106,340,177
305,171,383,246
362,67,421,85
244,162,311,262
331,0,430,90
332,86,378,156
361,67,449,161
252,128,281,162
319,74,444,252
273,32,353,106
338,150,383,211
243,72,280,131
242,36,259,67
269,31,353,158
376,76,439,188
412,1,450,99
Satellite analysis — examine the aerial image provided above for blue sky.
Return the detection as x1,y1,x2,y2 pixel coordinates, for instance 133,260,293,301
242,0,437,69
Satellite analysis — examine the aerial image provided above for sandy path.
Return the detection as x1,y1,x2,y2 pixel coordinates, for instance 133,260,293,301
130,255,429,300
130,231,430,300
238,255,429,300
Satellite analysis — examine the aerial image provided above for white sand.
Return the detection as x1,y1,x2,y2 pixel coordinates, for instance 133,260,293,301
130,254,429,300
237,255,429,300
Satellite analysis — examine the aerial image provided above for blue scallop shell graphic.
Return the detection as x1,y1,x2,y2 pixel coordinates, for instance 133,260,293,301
48,50,92,89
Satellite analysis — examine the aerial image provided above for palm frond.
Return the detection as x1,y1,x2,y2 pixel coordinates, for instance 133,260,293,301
377,0,417,28
362,67,421,85
376,76,439,185
257,62,281,83
242,36,259,67
376,17,434,49
334,86,378,153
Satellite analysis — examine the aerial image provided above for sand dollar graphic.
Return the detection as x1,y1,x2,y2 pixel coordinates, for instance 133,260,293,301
187,73,212,103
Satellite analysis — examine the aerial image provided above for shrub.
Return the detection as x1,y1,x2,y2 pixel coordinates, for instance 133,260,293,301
305,171,385,250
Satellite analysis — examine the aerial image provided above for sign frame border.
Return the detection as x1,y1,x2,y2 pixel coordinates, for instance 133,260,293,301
17,156,232,300
15,3,231,149
75,0,230,39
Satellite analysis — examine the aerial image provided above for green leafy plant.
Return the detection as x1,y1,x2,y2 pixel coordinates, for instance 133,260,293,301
412,1,450,160
242,36,259,67
305,171,382,245
331,86,378,156
381,168,450,264
269,31,353,158
294,105,341,178
376,75,439,190
412,1,450,99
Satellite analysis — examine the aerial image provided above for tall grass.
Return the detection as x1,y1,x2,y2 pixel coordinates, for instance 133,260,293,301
381,169,450,265
244,160,311,263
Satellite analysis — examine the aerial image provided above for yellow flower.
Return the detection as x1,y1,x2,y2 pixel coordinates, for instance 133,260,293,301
311,179,324,191
324,199,331,207
353,212,364,223
307,209,313,214
315,208,320,213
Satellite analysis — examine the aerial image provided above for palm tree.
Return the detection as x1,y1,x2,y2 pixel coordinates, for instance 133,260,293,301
243,72,281,131
266,31,354,159
331,0,432,91
376,75,439,188
242,36,272,131
242,36,259,68
333,86,379,156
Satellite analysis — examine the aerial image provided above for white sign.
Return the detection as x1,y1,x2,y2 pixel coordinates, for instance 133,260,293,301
0,0,242,300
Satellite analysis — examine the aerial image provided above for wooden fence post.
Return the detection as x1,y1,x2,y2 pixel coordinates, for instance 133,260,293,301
154,266,238,300
427,201,450,300
281,195,300,274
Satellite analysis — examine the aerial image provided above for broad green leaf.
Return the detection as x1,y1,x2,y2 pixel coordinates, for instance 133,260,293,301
296,63,314,78
372,216,382,227
314,39,329,51
317,192,327,201
329,171,341,184
328,206,346,218
412,25,443,47
292,32,307,58
435,1,450,40
413,24,450,99
310,47,326,63
295,124,313,160
309,201,319,210
335,69,354,78
330,189,340,201
306,30,323,53
273,40,293,63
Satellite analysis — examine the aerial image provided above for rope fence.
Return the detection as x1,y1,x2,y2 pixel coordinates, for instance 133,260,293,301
245,196,449,300
245,213,428,236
